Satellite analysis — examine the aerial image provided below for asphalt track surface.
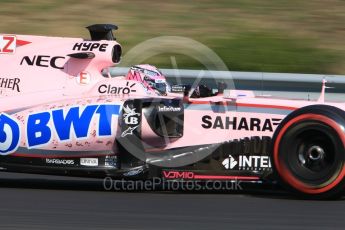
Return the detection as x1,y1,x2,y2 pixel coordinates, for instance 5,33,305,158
0,172,344,230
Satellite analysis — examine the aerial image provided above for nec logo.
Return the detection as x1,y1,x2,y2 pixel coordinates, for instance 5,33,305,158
20,55,66,69
0,35,16,54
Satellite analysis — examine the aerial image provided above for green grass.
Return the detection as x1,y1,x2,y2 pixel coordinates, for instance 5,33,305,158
1,0,345,74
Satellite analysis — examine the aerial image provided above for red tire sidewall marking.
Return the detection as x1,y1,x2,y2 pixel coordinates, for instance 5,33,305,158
274,113,345,194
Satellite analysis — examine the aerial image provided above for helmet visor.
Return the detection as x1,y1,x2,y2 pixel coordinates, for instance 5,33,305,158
155,82,167,94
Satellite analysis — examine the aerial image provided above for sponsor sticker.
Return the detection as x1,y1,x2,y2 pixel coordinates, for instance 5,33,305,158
121,105,140,137
0,113,21,155
202,116,281,132
0,104,121,153
73,42,108,52
123,167,144,177
76,71,91,85
121,126,139,137
0,104,123,155
0,35,16,54
0,77,21,92
222,155,272,171
98,82,136,95
222,155,238,170
80,158,98,166
158,105,181,112
46,158,74,165
171,85,185,93
20,55,65,69
123,105,140,125
154,79,166,83
105,155,118,168
162,171,195,179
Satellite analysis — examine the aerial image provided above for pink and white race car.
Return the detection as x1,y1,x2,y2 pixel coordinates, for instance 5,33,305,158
1,24,345,199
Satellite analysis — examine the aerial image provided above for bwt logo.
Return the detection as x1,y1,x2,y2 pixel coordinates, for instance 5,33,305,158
0,113,20,155
0,104,122,154
26,104,120,148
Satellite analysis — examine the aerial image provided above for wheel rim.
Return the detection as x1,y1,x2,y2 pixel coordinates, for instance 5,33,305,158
274,113,345,194
290,128,338,184
298,144,328,171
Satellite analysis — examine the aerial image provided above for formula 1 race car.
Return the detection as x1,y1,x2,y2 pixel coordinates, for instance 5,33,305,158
1,24,345,199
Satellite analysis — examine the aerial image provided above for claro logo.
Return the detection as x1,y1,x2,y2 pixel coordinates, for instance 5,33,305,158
98,82,136,95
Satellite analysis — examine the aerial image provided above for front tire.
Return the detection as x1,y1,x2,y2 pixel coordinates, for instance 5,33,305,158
272,105,345,199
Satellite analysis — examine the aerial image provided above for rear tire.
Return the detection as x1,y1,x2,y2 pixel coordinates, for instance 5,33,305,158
272,105,345,199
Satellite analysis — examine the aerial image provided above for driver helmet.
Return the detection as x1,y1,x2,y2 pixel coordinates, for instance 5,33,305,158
125,64,169,95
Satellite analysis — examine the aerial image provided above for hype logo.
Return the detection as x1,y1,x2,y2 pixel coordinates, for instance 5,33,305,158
0,113,20,155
